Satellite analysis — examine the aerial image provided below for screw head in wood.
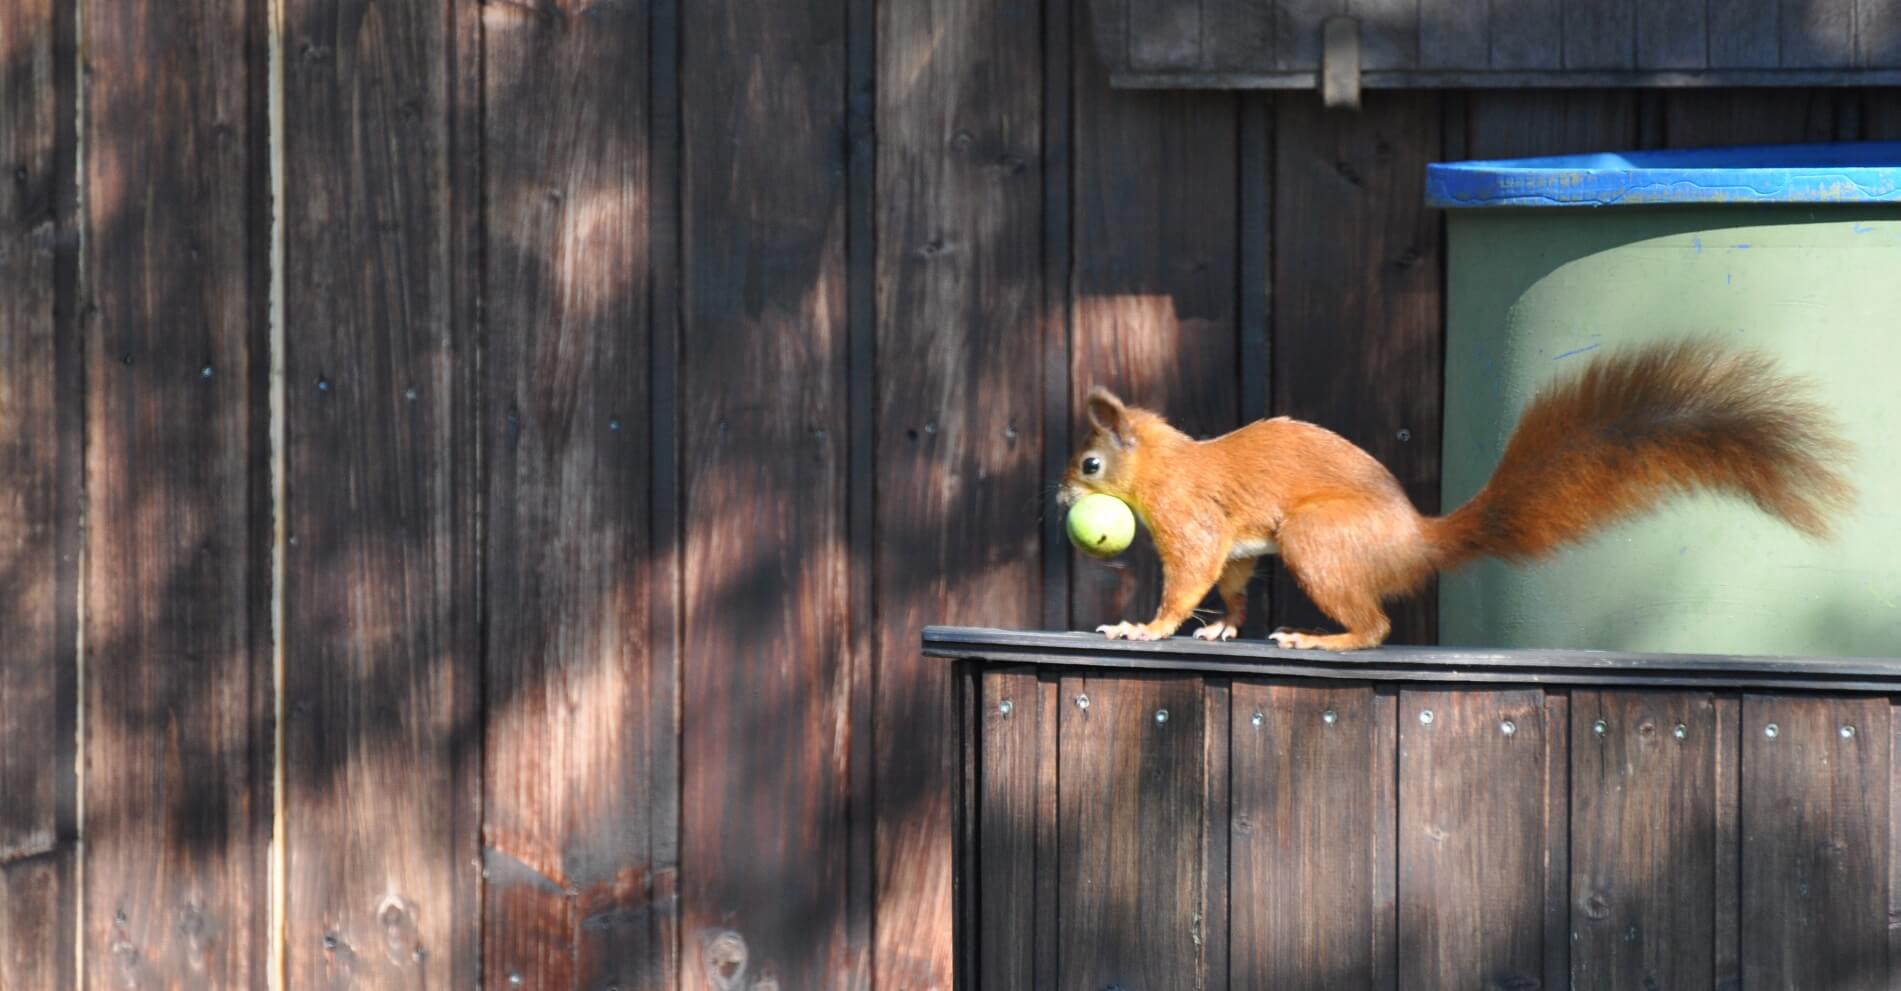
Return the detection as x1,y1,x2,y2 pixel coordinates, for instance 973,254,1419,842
201,364,214,379
1418,709,1434,725
1075,693,1089,710
1323,708,1338,725
1154,708,1169,724
509,973,523,986
1396,427,1411,442
1500,719,1516,736
1841,724,1856,739
1593,719,1608,736
1674,723,1687,740
1251,711,1264,727
997,700,1013,716
1764,723,1779,739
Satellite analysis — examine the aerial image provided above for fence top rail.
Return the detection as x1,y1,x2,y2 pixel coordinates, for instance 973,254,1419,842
923,626,1901,692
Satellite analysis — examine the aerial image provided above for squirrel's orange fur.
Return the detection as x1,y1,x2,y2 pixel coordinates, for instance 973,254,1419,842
1061,339,1853,651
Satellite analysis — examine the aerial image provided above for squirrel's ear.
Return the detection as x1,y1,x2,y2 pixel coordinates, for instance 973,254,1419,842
1086,387,1134,447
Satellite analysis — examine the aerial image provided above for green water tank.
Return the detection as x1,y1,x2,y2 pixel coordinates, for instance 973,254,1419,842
1429,144,1901,657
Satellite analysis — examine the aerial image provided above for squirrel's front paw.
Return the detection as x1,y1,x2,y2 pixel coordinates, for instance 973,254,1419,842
1097,621,1163,641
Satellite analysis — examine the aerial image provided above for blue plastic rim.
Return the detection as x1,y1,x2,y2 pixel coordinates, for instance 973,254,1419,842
1426,141,1901,208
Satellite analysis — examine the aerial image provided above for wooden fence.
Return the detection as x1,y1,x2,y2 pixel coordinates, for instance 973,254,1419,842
1,0,1897,987
934,628,1901,990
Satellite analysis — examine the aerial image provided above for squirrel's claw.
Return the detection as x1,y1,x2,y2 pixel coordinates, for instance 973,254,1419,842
1097,621,1163,641
1194,620,1240,642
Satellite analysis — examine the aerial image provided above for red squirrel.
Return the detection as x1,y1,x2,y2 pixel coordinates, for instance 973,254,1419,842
1060,338,1853,651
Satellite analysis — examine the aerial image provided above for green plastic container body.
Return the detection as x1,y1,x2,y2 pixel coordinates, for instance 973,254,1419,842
1441,205,1901,657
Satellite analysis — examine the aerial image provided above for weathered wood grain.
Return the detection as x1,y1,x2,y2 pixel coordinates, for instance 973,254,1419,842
874,0,1045,982
1570,691,1718,989
1486,0,1561,69
1419,0,1487,70
1562,0,1636,68
1270,92,1441,645
1276,0,1342,69
1781,0,1856,68
1201,678,1232,991
1663,89,1838,146
1398,689,1546,989
1057,674,1207,987
1129,0,1201,70
481,0,655,986
1230,682,1381,988
82,0,267,984
647,0,686,981
1636,0,1707,69
1043,0,1075,633
1863,0,1901,68
978,670,1042,989
0,0,76,981
1348,0,1420,70
1740,695,1890,990
1710,0,1780,67
678,0,853,982
1714,695,1742,990
1542,692,1570,991
1204,0,1277,71
1462,89,1640,158
1369,689,1399,991
280,0,480,982
1070,50,1237,636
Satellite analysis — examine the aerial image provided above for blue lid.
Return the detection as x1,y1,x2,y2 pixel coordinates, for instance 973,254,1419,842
1426,142,1901,208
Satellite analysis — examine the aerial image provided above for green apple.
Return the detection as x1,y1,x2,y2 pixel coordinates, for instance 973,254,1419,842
1067,493,1136,558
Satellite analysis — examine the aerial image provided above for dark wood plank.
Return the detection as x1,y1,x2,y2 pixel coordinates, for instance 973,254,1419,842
1203,0,1276,71
1868,90,1901,139
647,0,685,980
1369,689,1399,991
0,0,76,980
1543,692,1570,991
1033,672,1061,990
1892,701,1901,991
1463,89,1639,159
979,670,1042,989
846,0,876,979
1058,674,1207,987
1710,0,1779,67
875,0,1044,984
1202,679,1231,991
678,0,852,982
1070,54,1238,636
82,0,267,983
1276,0,1341,69
1663,89,1837,147
1714,696,1742,991
1109,67,1901,86
1863,0,1901,67
1636,0,1707,69
1398,689,1546,989
1082,0,1128,75
1129,0,1201,70
1740,695,1891,990
1348,0,1419,70
1043,0,1074,632
1486,0,1560,69
1781,0,1855,67
1419,0,1487,70
480,0,654,986
280,0,480,980
1269,92,1441,646
1231,682,1380,987
1570,691,1718,989
1562,0,1636,69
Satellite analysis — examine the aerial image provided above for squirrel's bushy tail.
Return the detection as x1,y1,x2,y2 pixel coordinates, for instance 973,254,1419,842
1428,338,1854,572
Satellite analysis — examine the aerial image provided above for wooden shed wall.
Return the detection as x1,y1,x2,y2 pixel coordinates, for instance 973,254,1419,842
0,0,1897,987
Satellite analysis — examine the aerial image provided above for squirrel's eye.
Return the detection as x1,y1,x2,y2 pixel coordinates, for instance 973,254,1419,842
1082,456,1102,476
